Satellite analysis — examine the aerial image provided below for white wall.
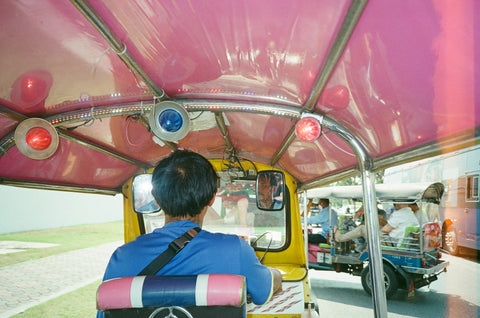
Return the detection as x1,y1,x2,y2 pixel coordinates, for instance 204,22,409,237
0,185,123,234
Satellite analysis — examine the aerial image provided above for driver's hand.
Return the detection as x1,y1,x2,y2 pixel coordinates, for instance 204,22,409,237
270,268,283,294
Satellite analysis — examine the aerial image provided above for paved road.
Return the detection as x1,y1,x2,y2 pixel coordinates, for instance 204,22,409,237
309,254,479,317
0,241,122,318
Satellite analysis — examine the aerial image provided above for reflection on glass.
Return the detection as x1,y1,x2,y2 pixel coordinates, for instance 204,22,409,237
132,174,160,213
257,171,284,210
143,178,286,250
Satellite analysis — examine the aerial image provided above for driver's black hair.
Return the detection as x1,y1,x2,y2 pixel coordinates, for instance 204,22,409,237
151,150,218,217
259,172,278,186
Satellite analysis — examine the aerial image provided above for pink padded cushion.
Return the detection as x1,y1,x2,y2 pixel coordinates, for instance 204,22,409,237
203,273,244,306
97,276,138,310
97,274,246,310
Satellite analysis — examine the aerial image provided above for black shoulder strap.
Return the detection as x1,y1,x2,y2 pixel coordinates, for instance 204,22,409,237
138,227,201,276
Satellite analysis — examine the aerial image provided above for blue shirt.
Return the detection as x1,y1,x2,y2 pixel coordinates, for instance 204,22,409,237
307,206,338,238
98,220,273,317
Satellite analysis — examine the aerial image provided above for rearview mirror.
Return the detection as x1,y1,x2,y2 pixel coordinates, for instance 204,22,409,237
132,174,161,213
256,171,285,211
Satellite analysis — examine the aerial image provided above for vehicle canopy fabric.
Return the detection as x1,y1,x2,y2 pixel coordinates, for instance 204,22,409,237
0,0,478,193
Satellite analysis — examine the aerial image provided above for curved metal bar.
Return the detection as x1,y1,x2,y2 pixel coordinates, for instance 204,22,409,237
0,104,28,122
301,191,310,268
299,127,480,191
45,99,303,128
360,170,387,318
306,113,388,318
0,99,301,161
48,101,177,152
179,99,302,119
271,0,369,166
0,100,301,162
47,101,155,125
70,0,168,99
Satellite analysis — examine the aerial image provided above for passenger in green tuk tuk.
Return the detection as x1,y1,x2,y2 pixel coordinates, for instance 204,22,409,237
334,202,419,250
381,201,419,245
98,151,282,318
333,205,388,252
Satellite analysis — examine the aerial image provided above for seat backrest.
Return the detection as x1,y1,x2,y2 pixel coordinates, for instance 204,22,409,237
398,225,421,249
97,274,246,318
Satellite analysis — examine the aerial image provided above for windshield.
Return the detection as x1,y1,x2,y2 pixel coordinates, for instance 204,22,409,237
142,179,287,250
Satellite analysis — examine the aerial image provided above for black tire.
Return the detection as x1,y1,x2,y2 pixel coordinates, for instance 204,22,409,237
361,264,399,299
443,224,459,255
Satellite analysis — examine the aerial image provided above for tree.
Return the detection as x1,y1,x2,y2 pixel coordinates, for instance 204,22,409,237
333,170,384,187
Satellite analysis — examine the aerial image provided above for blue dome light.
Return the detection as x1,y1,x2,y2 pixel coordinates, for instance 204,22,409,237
149,101,190,142
158,109,183,132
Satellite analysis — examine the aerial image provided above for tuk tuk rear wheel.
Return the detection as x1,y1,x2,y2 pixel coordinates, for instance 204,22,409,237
361,264,398,299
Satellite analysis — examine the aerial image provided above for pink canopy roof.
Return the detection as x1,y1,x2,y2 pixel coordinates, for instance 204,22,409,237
0,0,478,192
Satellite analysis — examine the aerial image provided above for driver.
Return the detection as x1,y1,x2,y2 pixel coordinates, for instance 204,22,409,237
257,173,282,209
303,198,338,244
98,150,282,318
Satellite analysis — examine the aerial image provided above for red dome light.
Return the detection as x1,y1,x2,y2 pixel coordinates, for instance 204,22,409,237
25,127,52,150
14,118,59,160
295,117,321,142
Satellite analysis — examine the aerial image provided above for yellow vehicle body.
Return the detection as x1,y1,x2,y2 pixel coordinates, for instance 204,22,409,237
121,160,313,317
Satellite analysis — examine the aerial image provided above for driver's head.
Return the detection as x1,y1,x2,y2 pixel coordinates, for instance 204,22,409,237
318,198,329,209
257,173,275,208
151,150,217,217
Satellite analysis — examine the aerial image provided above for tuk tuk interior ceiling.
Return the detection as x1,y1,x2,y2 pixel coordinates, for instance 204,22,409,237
0,0,478,191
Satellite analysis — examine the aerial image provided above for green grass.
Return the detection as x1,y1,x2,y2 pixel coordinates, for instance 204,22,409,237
0,221,123,267
11,279,101,318
1,222,124,317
